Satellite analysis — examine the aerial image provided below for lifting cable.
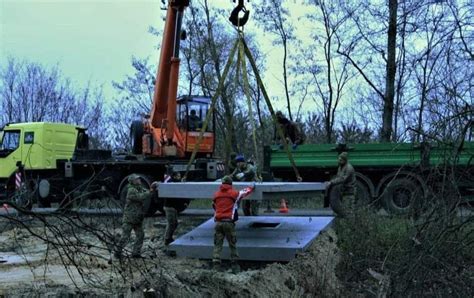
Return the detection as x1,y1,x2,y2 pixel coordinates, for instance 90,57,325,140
240,37,302,182
239,33,261,180
183,38,240,181
183,31,302,182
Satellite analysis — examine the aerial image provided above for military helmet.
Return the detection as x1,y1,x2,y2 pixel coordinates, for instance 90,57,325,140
128,173,140,183
338,152,348,161
221,175,233,185
235,155,245,162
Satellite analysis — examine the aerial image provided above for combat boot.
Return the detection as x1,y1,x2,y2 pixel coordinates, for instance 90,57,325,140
231,262,241,274
212,261,223,272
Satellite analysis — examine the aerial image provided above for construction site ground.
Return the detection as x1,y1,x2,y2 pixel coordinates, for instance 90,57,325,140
0,204,343,297
1,198,471,297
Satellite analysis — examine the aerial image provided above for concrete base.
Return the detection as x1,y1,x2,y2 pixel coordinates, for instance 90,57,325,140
169,216,334,262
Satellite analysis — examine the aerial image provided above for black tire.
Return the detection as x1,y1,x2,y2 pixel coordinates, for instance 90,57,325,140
355,180,371,207
329,185,344,216
130,121,144,154
13,186,33,212
382,178,422,215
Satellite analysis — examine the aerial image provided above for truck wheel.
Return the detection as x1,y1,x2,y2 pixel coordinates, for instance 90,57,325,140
13,185,33,212
329,185,344,217
355,180,371,207
130,121,144,154
382,178,422,215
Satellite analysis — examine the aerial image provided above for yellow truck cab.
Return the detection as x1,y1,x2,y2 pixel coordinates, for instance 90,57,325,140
0,122,86,203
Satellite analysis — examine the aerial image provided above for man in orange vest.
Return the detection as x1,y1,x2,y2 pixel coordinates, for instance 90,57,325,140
212,176,254,273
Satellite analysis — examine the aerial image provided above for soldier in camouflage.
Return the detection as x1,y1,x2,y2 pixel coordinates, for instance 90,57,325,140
326,152,356,217
114,174,156,258
163,171,188,246
275,111,305,150
231,155,259,216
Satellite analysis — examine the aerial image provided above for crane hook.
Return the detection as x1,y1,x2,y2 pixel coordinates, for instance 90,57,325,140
229,0,250,27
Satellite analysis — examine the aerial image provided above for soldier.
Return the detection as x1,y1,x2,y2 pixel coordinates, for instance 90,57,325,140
114,174,157,259
325,152,356,217
187,109,202,131
212,176,248,273
275,111,305,149
163,171,188,246
231,155,259,216
228,152,238,174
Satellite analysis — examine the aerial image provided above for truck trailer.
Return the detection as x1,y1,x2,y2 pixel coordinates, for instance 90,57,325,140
265,142,474,214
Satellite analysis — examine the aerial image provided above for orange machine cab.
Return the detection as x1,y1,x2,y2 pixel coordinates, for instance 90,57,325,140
142,95,215,158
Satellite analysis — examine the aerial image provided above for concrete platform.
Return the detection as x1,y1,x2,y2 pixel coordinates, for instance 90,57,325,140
169,216,334,262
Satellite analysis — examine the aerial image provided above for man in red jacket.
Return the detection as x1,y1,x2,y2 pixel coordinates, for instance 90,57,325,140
212,176,253,273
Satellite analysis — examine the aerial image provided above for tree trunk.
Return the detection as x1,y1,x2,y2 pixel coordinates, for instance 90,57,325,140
381,0,398,142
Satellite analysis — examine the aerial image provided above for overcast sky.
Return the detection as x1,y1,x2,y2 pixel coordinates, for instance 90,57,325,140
0,0,293,106
1,0,168,99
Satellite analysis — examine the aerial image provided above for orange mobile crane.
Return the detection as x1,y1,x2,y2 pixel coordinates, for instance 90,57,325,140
1,0,228,215
135,0,214,158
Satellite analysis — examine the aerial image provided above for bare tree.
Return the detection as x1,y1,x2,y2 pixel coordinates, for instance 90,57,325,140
0,58,106,148
255,0,295,120
299,0,354,143
381,0,398,142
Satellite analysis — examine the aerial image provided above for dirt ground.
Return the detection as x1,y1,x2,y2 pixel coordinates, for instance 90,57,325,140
0,213,343,297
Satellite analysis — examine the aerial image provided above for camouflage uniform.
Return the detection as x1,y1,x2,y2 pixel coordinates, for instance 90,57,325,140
163,206,178,244
232,163,259,216
213,221,238,262
330,158,356,216
115,183,152,257
275,112,305,148
212,176,241,273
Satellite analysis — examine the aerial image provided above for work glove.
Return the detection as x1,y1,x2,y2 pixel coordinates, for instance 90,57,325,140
325,181,331,189
150,181,159,190
236,173,245,180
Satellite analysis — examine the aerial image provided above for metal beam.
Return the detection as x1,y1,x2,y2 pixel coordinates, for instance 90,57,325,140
157,182,325,200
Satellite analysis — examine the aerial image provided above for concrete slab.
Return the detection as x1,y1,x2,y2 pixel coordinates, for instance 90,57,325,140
158,182,325,201
169,216,334,262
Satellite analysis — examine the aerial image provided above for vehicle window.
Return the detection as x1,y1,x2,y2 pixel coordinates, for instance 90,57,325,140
188,103,212,131
24,132,34,144
0,130,21,151
177,103,187,129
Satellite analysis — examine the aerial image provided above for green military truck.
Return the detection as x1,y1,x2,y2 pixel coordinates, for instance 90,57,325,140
265,142,474,214
0,122,223,214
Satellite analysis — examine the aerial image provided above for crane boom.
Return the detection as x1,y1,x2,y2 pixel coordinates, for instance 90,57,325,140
137,0,215,158
150,0,189,142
